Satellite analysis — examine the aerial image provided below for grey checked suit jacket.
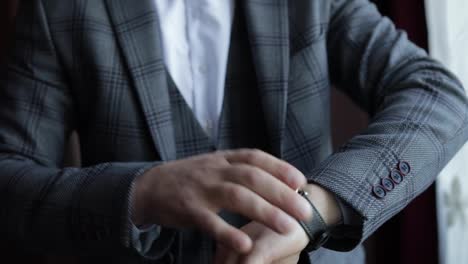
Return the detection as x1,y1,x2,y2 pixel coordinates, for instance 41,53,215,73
1,0,467,263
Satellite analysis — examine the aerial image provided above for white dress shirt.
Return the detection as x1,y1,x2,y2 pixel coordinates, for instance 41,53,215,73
154,0,235,139
131,1,235,255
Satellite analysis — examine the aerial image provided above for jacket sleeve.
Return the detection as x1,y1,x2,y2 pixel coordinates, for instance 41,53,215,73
307,0,468,251
0,0,174,258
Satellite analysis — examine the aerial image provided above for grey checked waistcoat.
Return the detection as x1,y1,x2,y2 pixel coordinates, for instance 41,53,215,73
164,7,366,263
167,7,271,264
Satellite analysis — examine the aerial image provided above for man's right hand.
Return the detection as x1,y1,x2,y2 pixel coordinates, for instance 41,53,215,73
131,149,312,254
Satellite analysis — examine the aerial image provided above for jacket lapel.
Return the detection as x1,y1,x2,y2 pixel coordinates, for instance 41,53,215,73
104,0,176,161
242,0,290,157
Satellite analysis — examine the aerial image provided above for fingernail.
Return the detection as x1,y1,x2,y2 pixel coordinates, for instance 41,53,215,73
297,198,312,220
238,236,252,253
279,213,297,233
288,170,306,188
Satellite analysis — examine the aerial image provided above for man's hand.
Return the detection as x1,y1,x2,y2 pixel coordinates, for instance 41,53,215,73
213,184,343,264
131,149,312,254
213,220,307,264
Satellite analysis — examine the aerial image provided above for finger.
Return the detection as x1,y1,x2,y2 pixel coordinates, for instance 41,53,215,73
239,245,269,264
239,237,282,264
223,149,306,189
192,208,253,254
215,182,298,234
227,164,312,221
271,254,301,264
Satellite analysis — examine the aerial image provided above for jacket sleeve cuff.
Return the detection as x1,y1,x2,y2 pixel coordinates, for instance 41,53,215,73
336,196,362,226
130,223,177,260
125,162,177,260
323,197,364,251
306,178,364,252
130,224,161,255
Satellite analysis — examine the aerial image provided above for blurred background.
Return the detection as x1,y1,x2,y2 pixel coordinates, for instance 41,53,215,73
1,0,467,263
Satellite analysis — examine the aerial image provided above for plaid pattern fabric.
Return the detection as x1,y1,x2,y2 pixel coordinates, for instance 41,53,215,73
0,0,467,263
167,9,270,263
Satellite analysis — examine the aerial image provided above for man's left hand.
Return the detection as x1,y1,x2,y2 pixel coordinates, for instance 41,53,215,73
213,220,308,264
213,183,344,264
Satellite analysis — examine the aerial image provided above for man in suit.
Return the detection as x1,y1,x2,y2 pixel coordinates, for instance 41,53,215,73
1,0,467,263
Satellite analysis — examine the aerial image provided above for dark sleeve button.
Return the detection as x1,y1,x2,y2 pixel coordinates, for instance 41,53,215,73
390,169,403,184
382,178,395,191
398,161,411,175
373,185,387,199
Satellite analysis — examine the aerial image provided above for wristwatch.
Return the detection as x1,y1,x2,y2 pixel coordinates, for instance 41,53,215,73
296,189,331,251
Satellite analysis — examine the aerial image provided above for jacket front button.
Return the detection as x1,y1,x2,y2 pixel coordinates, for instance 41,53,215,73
390,169,403,184
398,161,411,175
373,185,387,199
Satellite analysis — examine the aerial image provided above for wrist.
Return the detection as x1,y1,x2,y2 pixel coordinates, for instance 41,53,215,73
295,187,330,251
302,184,342,227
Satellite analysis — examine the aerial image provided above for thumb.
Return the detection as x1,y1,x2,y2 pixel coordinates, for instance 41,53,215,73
239,247,269,264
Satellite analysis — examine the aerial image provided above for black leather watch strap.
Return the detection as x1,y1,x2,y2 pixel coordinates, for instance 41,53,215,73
296,189,330,251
